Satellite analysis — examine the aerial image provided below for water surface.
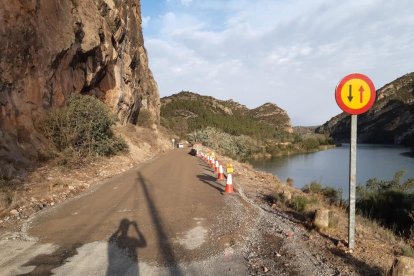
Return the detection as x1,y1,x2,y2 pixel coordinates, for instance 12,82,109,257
250,144,414,197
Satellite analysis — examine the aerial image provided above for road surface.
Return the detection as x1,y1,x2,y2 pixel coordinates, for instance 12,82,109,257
0,149,251,275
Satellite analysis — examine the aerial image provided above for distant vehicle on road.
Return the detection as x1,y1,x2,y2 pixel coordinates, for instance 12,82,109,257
189,143,202,156
177,143,184,148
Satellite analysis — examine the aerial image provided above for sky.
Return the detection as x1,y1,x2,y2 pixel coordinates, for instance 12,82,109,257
141,0,414,126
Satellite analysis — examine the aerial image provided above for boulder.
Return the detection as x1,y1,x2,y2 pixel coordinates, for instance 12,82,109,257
389,256,414,276
9,209,19,216
313,209,330,230
282,190,292,201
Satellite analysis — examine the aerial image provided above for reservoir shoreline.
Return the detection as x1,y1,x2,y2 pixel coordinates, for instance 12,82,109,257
250,144,414,198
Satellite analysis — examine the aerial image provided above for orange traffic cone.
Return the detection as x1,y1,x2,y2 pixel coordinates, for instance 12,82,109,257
225,174,234,193
217,165,225,180
214,160,219,173
211,158,215,169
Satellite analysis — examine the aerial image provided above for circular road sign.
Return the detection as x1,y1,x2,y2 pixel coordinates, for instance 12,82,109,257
335,73,376,115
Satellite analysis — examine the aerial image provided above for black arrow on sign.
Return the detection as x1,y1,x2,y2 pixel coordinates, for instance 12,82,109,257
348,84,353,102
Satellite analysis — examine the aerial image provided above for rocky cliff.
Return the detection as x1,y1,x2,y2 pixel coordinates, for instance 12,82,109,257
317,72,414,145
0,0,159,177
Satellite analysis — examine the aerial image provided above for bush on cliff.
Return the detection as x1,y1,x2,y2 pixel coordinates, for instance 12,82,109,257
39,94,128,157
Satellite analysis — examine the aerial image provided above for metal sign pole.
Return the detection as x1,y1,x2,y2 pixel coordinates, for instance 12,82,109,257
336,73,375,250
348,114,357,249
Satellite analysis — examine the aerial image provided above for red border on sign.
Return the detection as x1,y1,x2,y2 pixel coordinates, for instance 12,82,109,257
335,73,376,115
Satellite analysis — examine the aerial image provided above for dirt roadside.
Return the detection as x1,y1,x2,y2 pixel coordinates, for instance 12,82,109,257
0,125,173,233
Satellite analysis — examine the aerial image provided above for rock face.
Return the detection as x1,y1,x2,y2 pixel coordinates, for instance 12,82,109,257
251,103,293,133
0,0,159,177
316,73,414,145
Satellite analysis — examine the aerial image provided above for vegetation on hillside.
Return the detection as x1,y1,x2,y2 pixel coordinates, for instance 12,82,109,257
162,92,333,160
356,170,414,237
188,127,261,161
161,98,291,140
39,95,128,164
289,172,414,239
188,127,332,161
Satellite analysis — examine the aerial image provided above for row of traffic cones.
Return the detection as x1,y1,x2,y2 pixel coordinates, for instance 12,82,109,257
199,152,233,193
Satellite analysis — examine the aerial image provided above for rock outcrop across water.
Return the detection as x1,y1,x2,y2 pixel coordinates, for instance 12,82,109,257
317,72,414,145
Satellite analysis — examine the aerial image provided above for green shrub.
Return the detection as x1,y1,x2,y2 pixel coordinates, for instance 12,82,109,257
188,127,260,161
39,94,128,157
356,170,414,237
272,192,286,204
291,196,310,212
401,245,414,257
300,138,320,151
302,181,322,193
302,181,342,205
321,187,343,205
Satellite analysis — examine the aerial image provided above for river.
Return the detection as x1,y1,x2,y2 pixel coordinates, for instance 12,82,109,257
250,144,414,198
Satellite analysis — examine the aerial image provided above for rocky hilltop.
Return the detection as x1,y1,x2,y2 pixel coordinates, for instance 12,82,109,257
161,91,292,135
317,72,414,145
0,0,159,176
251,103,293,133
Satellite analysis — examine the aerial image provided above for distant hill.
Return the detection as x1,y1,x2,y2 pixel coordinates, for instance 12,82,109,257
317,72,414,146
160,91,292,139
250,103,293,133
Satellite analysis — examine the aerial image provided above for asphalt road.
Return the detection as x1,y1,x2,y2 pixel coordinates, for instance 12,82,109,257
1,149,249,275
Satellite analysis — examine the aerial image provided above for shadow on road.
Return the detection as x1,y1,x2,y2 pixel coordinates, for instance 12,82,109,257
328,247,384,275
400,151,414,158
17,243,82,276
137,172,183,275
197,173,224,193
107,218,146,276
198,161,214,171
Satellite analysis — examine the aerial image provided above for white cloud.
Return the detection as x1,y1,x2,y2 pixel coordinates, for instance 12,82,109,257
180,0,193,6
144,0,414,125
142,16,150,28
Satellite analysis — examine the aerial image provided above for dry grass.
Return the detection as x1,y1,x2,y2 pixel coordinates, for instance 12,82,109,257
0,182,14,215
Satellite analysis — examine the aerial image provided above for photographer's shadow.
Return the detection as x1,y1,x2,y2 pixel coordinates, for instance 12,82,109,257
107,219,147,276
